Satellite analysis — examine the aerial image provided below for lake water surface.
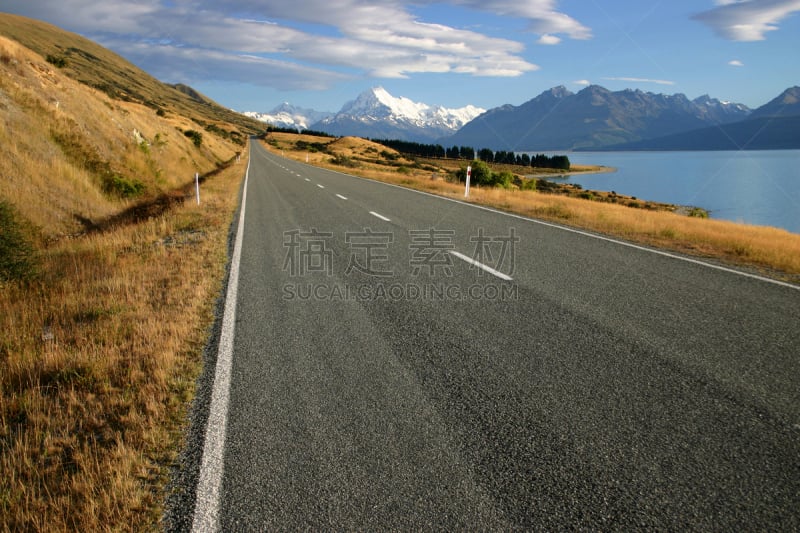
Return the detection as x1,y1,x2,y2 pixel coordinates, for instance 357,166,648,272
562,151,800,234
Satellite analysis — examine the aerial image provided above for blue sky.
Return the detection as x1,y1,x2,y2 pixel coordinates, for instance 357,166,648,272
3,1,799,112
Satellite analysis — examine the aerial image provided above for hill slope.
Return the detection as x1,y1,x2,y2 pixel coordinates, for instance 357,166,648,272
0,15,258,530
0,13,262,238
0,12,263,134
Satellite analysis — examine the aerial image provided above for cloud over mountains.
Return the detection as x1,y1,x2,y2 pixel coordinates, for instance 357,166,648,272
694,0,800,41
1,0,592,89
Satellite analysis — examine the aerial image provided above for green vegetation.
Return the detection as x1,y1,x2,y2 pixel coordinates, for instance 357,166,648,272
45,53,67,68
373,138,571,170
184,129,203,147
102,173,146,198
296,139,330,153
331,154,359,167
0,200,38,282
455,161,513,188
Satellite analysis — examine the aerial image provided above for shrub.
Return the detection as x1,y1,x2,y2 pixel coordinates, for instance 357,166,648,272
102,174,146,198
46,54,68,68
183,129,203,147
493,171,515,189
520,177,537,191
330,154,358,168
0,200,38,282
455,160,493,186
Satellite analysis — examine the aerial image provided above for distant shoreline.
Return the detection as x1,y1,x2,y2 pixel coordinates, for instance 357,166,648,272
524,164,616,179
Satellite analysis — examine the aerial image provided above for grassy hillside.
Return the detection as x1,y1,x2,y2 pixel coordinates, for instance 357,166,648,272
0,13,263,134
0,15,255,530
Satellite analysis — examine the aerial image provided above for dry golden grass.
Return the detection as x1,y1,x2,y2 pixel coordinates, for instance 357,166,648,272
0,158,245,530
1,34,249,530
0,13,264,135
0,35,239,239
263,134,800,282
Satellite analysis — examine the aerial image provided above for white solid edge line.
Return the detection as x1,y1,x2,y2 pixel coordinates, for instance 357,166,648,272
322,170,798,291
191,143,251,532
370,211,391,222
450,250,513,281
275,145,799,291
336,194,348,200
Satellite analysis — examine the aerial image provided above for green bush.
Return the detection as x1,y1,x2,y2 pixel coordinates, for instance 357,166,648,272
330,154,359,168
0,201,38,282
520,177,537,191
46,54,68,68
455,160,493,186
183,129,203,147
493,171,515,189
102,174,146,198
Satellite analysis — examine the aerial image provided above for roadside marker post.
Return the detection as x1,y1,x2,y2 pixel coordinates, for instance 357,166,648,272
465,165,472,198
195,172,200,205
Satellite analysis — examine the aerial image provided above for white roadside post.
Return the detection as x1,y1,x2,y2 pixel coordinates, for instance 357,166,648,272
465,165,472,198
195,172,200,205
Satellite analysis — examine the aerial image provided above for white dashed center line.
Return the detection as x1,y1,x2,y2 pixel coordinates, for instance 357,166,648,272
450,251,513,281
369,211,391,222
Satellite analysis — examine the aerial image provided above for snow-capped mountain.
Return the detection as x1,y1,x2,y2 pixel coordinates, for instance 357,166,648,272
243,103,333,130
312,87,485,142
692,94,751,123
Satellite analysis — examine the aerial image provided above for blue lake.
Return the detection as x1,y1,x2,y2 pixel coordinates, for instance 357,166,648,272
560,151,800,234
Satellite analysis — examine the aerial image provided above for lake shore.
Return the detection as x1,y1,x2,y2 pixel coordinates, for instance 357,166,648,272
524,164,617,179
262,133,800,282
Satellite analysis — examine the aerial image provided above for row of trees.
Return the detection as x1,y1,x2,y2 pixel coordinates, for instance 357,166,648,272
480,150,570,170
372,138,570,170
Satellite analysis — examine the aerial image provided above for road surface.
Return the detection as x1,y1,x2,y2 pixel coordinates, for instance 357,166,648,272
166,141,800,531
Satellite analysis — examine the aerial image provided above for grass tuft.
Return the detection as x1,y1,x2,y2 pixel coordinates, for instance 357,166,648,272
0,200,39,282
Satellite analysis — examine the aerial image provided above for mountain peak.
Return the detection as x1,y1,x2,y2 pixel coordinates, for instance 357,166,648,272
549,85,572,98
752,86,800,118
317,87,485,141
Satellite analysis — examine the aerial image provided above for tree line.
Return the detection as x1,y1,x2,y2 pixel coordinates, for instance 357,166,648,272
372,138,570,170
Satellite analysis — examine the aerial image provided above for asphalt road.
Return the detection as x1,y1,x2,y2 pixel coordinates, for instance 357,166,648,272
168,141,800,531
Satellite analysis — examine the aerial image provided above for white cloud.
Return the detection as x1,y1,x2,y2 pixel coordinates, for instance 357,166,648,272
102,39,351,90
602,77,676,86
693,0,800,41
573,79,591,86
537,34,562,45
443,0,592,39
728,59,745,66
4,0,582,90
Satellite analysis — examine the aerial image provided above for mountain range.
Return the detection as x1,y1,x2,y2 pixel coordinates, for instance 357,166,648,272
251,85,799,151
246,87,484,141
243,104,333,131
442,85,752,151
602,86,800,151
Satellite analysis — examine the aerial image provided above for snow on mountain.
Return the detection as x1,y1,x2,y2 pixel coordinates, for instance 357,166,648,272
243,103,333,130
313,87,485,141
